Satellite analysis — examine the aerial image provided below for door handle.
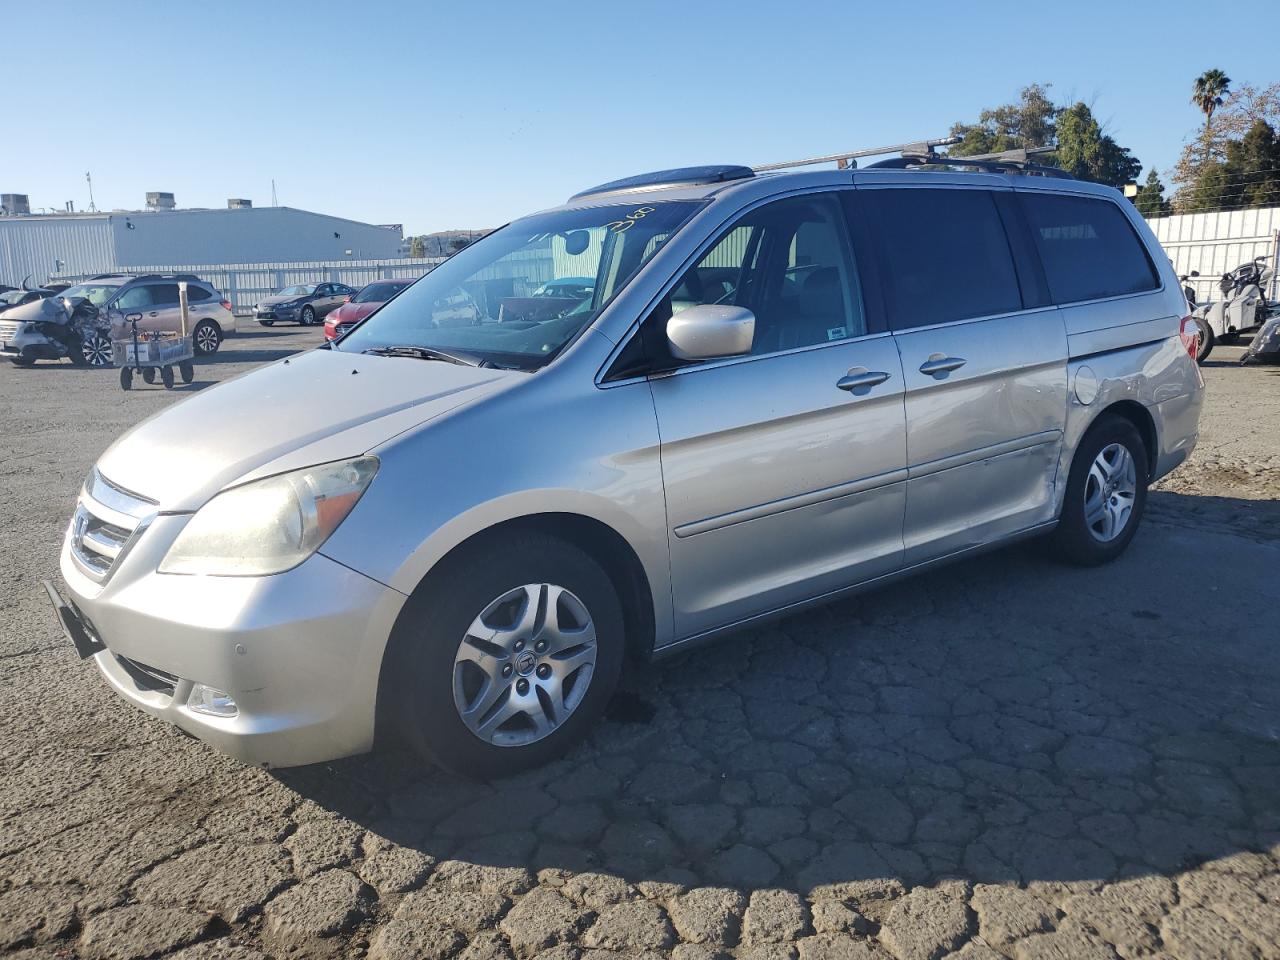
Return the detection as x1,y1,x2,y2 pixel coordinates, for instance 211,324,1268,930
148,311,159,317
919,353,966,378
836,367,892,392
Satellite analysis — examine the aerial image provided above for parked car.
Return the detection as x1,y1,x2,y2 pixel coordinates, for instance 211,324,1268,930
324,278,415,341
49,157,1203,777
0,288,57,313
255,282,356,326
1,274,234,364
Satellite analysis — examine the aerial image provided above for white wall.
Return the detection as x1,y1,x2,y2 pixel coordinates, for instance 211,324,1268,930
1147,206,1280,303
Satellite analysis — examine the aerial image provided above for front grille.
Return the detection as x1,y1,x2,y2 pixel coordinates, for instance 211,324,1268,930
115,655,178,695
69,469,157,584
0,320,21,340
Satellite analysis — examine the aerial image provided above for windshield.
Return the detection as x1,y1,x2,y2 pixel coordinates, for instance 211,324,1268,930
278,284,316,297
337,200,701,369
57,283,122,306
353,281,410,304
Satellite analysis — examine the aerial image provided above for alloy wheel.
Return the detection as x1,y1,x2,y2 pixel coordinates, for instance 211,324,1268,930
194,323,220,354
1083,442,1137,542
452,583,597,747
82,334,112,367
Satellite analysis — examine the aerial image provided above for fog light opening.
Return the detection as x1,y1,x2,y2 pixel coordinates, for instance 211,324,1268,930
188,683,239,718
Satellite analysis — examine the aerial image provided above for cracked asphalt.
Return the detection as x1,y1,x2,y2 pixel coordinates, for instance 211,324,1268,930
2,327,1278,960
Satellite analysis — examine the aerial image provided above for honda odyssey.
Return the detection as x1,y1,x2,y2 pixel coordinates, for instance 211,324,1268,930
48,150,1204,776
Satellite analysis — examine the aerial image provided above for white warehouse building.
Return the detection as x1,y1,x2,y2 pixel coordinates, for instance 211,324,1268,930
0,200,404,285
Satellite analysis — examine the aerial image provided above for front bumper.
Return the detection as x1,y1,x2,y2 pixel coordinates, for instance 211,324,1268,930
57,502,407,768
256,307,297,321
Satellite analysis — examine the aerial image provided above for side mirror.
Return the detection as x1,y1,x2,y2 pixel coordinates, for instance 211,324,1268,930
666,304,755,360
1190,270,1200,277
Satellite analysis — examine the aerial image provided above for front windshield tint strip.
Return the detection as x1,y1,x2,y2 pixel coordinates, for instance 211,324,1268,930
337,201,704,370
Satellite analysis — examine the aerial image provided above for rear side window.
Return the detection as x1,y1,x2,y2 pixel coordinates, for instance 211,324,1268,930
186,285,212,301
1020,193,1159,303
860,189,1022,329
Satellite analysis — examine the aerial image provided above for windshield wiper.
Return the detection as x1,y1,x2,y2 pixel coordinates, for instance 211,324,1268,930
361,345,480,366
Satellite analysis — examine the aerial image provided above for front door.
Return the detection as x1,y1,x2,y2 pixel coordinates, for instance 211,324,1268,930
647,191,908,639
855,185,1068,563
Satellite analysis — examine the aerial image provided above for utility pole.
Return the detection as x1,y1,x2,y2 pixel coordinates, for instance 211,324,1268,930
271,179,278,207
85,172,97,212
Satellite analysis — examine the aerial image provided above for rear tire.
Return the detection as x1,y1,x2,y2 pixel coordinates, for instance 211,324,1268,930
1195,319,1214,363
1051,415,1149,566
119,367,133,390
11,352,36,367
179,360,194,383
389,535,625,778
193,321,222,355
160,366,175,389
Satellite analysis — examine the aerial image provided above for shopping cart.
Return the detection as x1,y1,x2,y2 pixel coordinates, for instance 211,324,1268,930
112,315,195,390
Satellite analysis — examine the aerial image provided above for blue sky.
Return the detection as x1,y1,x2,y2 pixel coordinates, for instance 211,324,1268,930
6,0,1257,234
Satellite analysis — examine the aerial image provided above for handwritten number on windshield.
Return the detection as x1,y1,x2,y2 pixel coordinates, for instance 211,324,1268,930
606,207,656,234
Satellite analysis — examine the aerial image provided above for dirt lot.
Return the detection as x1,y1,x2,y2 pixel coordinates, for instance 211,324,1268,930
1,328,1278,960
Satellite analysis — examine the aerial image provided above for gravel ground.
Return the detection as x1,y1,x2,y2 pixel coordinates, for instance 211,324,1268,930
1,329,1278,960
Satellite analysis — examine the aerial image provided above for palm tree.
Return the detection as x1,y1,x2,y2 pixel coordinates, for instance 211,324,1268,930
1191,69,1231,163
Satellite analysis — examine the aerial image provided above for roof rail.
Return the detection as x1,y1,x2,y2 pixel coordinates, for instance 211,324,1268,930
750,137,961,173
571,165,755,201
867,145,1074,179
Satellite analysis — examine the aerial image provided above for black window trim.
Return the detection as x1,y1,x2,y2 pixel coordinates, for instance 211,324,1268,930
598,186,884,386
1013,188,1166,308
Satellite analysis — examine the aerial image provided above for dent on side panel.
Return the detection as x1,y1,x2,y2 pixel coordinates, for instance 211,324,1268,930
1056,334,1202,512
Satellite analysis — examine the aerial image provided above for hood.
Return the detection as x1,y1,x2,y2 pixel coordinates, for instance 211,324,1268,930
4,295,71,325
329,302,379,325
259,294,302,307
96,348,516,511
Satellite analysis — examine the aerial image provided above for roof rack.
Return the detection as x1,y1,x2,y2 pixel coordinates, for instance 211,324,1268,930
750,138,961,173
866,145,1073,179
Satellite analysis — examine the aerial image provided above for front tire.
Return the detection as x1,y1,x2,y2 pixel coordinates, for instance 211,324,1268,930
81,333,112,367
390,535,625,778
160,366,175,389
119,367,133,390
193,320,222,355
259,319,275,327
1052,415,1149,566
300,306,316,327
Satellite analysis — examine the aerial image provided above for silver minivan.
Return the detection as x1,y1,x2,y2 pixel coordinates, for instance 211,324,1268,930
49,157,1205,776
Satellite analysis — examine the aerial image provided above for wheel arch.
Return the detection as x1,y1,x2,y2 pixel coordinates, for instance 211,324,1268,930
1089,399,1158,479
373,510,658,745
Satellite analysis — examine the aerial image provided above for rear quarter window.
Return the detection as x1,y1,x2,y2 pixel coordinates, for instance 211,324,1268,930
1020,193,1159,304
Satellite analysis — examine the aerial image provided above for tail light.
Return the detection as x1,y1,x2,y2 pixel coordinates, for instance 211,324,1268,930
220,299,233,311
1179,316,1200,359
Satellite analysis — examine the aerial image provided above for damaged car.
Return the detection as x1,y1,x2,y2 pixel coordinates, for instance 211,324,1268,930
0,293,114,367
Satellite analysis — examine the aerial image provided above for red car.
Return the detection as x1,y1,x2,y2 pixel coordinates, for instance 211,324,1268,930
323,278,415,341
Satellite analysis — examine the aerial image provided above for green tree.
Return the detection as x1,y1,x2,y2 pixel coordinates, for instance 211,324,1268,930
1053,102,1142,187
1223,120,1280,208
1173,81,1280,208
949,83,1057,156
409,235,426,258
1132,169,1171,217
1191,69,1231,162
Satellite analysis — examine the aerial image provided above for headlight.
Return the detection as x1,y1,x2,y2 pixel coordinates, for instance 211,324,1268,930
158,457,378,576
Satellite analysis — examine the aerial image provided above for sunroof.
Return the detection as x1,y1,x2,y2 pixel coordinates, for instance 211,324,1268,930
570,165,754,201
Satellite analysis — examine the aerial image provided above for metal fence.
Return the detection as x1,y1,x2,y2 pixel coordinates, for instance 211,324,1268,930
56,257,447,314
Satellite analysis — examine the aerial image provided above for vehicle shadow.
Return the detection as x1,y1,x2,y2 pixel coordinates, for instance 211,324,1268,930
276,490,1280,897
